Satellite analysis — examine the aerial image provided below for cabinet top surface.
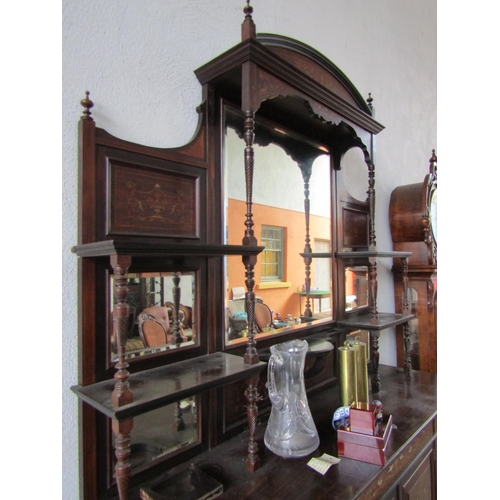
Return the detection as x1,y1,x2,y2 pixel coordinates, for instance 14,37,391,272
135,365,436,500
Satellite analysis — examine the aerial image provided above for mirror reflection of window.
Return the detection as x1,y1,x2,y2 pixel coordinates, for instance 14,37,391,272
341,147,369,202
261,225,285,282
110,271,197,362
345,266,369,311
314,239,332,313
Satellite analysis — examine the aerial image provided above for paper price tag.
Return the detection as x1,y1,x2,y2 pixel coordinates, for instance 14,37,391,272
307,454,341,475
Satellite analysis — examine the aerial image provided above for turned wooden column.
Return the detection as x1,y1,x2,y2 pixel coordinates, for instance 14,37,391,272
244,372,261,471
110,255,134,500
300,161,313,318
400,257,412,378
239,9,262,462
240,105,261,472
171,272,183,346
242,108,258,366
368,257,379,323
370,331,381,393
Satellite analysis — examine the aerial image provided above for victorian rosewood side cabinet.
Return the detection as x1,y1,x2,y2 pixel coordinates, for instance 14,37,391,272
71,4,436,499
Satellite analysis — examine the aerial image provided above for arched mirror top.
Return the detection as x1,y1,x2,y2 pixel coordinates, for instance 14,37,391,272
340,146,370,203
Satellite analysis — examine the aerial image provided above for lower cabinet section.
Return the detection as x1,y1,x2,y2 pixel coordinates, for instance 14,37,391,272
400,445,436,500
380,441,437,500
128,366,437,500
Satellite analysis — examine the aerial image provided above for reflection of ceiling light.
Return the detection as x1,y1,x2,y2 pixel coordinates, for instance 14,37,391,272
274,127,287,134
318,146,328,152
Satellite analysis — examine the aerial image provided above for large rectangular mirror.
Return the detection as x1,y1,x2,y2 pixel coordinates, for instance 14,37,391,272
110,271,196,362
223,105,333,346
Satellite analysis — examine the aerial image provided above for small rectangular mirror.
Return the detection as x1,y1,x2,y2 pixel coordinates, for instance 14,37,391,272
345,266,369,311
110,271,196,362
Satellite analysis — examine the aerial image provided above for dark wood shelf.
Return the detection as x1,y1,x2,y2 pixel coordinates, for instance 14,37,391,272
338,312,415,331
336,250,412,259
71,353,267,420
71,239,264,258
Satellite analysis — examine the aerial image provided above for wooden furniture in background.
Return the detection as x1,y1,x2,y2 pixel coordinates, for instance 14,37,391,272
390,151,437,373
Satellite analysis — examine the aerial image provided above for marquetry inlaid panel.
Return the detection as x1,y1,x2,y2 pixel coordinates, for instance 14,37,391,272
107,157,204,239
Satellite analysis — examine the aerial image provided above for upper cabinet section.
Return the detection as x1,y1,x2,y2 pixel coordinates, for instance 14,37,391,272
77,94,212,247
194,34,384,146
195,34,383,142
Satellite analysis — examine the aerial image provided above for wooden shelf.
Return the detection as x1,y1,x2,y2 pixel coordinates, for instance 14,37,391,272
71,353,267,420
300,252,333,258
338,312,415,331
336,250,412,259
71,239,264,258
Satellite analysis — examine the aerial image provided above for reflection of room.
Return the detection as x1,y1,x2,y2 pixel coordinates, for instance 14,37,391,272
113,397,199,473
224,127,332,343
110,272,196,360
345,266,369,311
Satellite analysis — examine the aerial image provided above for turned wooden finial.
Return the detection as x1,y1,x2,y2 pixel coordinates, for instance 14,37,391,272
429,149,437,175
242,1,256,40
366,93,374,114
81,90,94,120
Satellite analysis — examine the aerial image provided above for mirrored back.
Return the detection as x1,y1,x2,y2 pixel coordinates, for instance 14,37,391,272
223,107,333,345
110,271,196,361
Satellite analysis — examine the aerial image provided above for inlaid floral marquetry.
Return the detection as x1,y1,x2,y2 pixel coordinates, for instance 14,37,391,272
108,159,202,238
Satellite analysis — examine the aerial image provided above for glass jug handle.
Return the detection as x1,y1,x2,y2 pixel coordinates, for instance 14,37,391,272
268,353,284,411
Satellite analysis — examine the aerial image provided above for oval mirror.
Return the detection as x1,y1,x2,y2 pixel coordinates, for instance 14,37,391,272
341,147,368,202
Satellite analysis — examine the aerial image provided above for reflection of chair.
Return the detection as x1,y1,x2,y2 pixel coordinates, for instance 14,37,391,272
137,312,169,347
255,301,273,331
140,305,188,345
164,302,192,329
227,298,273,339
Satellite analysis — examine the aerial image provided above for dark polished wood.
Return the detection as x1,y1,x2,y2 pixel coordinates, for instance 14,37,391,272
390,152,437,374
72,4,428,497
72,353,266,421
129,365,436,500
393,266,437,373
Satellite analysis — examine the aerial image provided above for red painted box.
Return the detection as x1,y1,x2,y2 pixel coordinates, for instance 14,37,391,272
337,414,393,466
349,402,378,435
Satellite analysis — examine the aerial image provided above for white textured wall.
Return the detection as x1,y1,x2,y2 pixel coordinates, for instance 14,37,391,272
62,1,436,497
